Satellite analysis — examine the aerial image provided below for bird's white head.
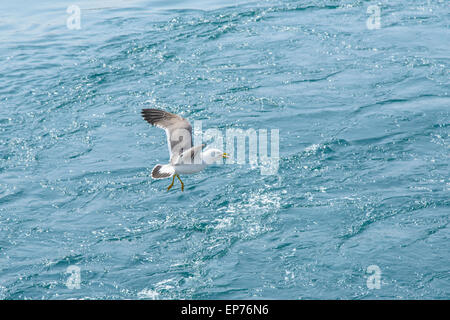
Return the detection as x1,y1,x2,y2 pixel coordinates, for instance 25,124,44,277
202,148,228,164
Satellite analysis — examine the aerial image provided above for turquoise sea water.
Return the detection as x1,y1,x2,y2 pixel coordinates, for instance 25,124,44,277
0,0,449,299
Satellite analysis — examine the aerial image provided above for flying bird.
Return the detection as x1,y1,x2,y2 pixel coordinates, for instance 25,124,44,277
141,109,228,191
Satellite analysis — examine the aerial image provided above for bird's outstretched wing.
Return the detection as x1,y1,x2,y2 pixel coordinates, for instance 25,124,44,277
177,144,206,164
141,109,193,161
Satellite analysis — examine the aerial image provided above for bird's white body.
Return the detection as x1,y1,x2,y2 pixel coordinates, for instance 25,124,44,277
174,163,207,174
173,149,222,174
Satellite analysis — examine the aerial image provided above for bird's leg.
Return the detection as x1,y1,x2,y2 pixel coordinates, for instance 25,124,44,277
176,174,185,192
167,175,176,191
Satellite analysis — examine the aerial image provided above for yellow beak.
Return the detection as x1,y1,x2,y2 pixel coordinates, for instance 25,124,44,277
222,153,229,159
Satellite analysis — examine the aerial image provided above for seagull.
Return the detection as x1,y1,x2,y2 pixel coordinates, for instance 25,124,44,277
141,109,228,191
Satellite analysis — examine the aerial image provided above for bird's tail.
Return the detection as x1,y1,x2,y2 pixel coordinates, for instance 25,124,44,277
151,164,175,179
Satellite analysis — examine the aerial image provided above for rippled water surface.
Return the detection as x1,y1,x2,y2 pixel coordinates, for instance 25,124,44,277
0,0,449,299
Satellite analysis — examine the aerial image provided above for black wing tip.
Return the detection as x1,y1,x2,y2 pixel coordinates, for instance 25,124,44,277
141,108,167,125
141,108,164,117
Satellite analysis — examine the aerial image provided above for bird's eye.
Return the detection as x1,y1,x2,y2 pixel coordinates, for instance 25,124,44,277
211,152,216,157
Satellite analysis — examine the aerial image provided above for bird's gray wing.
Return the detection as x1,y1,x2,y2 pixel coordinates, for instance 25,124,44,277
141,109,193,161
176,144,205,165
